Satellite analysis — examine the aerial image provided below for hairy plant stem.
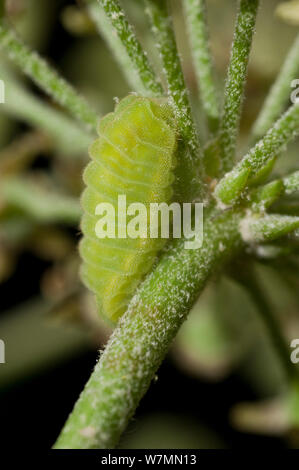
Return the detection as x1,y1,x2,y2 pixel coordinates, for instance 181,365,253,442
215,102,299,205
252,33,299,140
85,1,151,94
0,19,99,131
54,207,244,449
97,0,163,97
145,0,204,202
219,0,259,174
183,0,220,134
283,171,299,194
251,170,299,209
240,214,299,243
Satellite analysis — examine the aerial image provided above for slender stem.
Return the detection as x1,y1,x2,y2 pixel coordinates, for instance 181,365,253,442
251,180,284,210
97,0,163,97
219,0,259,174
238,266,297,383
54,208,243,449
240,214,299,243
215,102,299,205
2,177,81,225
252,33,299,141
2,67,91,156
0,19,99,131
251,170,299,209
283,170,299,195
183,0,220,134
145,0,204,202
85,0,149,94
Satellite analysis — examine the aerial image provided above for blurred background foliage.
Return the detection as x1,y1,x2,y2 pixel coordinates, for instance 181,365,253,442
1,0,299,449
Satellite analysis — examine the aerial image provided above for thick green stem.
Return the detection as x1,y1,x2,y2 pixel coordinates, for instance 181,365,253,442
54,208,243,449
215,102,299,205
0,19,99,131
97,0,163,97
145,0,204,202
183,0,220,134
219,0,259,173
252,33,299,140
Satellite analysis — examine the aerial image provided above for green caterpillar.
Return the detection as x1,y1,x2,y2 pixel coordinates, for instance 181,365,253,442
80,95,177,322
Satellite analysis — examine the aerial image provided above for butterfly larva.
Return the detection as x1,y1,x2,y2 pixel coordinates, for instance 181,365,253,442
80,95,177,322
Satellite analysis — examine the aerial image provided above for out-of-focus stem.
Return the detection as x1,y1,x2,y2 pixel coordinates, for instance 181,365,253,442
238,266,298,383
2,177,81,225
2,67,91,156
0,19,99,131
252,34,299,140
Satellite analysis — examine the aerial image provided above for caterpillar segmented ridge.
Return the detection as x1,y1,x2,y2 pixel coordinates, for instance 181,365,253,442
80,95,177,322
